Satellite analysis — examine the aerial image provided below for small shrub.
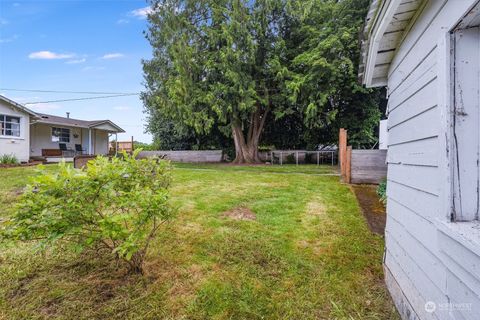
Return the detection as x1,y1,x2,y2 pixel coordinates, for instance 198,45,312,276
286,153,296,164
377,179,387,205
1,151,173,274
0,154,18,165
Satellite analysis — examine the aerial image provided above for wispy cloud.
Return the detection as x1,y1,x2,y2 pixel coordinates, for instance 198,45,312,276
101,53,124,59
0,18,8,26
113,106,131,111
65,58,86,64
28,51,75,60
117,19,129,25
0,34,19,43
130,6,152,19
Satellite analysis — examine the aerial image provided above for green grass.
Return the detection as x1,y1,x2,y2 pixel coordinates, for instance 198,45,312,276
0,163,398,320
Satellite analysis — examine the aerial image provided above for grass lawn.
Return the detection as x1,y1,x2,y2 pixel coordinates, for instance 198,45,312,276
0,163,398,319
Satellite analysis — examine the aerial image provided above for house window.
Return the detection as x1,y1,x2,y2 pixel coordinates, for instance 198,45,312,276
0,115,20,137
451,25,480,221
52,127,70,143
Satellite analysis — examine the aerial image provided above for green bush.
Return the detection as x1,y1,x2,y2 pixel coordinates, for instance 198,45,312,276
2,151,173,274
0,154,18,165
286,153,296,164
377,179,387,205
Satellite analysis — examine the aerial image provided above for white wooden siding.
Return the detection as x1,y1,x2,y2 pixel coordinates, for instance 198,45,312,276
385,0,480,319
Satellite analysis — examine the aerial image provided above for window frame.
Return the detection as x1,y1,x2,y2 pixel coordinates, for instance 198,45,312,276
51,127,71,143
0,114,21,138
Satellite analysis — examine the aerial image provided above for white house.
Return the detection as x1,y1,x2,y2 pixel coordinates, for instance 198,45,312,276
361,0,480,319
0,95,124,162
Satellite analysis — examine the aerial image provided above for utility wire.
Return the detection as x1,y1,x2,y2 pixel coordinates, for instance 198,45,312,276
1,88,140,95
24,93,140,105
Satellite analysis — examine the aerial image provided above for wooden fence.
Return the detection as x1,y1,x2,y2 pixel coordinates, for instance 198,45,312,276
339,129,387,184
110,136,134,154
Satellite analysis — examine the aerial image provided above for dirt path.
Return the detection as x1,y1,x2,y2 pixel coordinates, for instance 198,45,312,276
351,185,386,235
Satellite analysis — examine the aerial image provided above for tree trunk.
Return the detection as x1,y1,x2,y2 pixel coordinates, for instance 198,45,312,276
231,107,269,164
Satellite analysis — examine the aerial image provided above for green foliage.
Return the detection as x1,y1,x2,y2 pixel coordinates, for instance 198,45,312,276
286,153,295,164
1,151,173,273
0,154,19,165
142,0,290,161
133,141,158,151
285,0,384,148
377,179,387,205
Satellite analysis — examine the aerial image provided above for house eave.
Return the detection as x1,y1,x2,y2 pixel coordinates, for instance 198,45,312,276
360,0,424,88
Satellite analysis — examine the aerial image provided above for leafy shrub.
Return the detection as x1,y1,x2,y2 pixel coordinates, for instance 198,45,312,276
377,179,387,205
2,151,173,274
286,153,296,164
0,154,18,165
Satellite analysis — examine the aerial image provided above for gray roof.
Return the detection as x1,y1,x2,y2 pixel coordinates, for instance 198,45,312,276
0,94,124,133
35,113,125,133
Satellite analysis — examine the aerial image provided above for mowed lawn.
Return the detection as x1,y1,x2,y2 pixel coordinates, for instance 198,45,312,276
0,163,399,320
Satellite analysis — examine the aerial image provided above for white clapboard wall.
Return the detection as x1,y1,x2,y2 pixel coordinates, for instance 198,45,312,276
382,1,480,319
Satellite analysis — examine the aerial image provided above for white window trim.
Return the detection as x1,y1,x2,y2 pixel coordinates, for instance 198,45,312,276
51,126,71,143
0,113,23,140
438,4,480,225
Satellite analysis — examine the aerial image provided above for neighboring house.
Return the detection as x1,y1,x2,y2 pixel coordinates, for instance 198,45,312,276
0,95,124,162
360,1,480,319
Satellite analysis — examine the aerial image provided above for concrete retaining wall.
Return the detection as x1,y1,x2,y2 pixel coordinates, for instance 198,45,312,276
138,150,223,163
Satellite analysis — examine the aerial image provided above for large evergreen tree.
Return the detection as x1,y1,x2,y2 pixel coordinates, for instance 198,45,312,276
142,0,382,160
142,0,289,163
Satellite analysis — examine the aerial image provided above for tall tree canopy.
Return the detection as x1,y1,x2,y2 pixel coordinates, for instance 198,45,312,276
143,0,289,163
142,0,382,162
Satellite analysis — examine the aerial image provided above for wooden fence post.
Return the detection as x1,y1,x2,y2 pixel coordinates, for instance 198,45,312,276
339,128,347,180
345,146,352,184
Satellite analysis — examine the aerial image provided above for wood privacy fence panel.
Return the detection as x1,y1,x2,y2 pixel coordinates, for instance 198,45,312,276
138,150,223,163
350,150,387,184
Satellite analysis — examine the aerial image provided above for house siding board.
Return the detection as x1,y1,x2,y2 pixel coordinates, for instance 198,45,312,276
0,100,30,162
387,136,439,167
384,0,480,319
94,130,109,155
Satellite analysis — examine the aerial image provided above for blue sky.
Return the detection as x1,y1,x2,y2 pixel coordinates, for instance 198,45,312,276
0,0,153,142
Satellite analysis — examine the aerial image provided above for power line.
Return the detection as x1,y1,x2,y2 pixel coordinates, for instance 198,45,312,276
24,93,140,105
1,88,140,95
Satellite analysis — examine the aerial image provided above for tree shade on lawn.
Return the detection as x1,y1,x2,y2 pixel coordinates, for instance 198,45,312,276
0,164,399,319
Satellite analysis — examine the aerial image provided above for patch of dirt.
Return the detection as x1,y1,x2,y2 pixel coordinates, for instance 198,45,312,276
352,185,386,236
222,206,256,221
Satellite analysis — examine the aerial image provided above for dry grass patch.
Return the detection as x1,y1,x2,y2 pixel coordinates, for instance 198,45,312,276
222,206,257,221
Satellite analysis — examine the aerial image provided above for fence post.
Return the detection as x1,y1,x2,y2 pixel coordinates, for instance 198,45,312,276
339,128,347,180
345,146,352,184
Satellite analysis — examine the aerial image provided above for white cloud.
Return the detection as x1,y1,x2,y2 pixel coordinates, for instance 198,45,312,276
101,53,124,59
130,6,152,19
65,58,86,64
28,51,75,60
113,106,131,111
28,103,62,112
117,19,129,25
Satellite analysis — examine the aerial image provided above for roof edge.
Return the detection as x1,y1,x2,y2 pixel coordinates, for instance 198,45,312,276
0,95,39,117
